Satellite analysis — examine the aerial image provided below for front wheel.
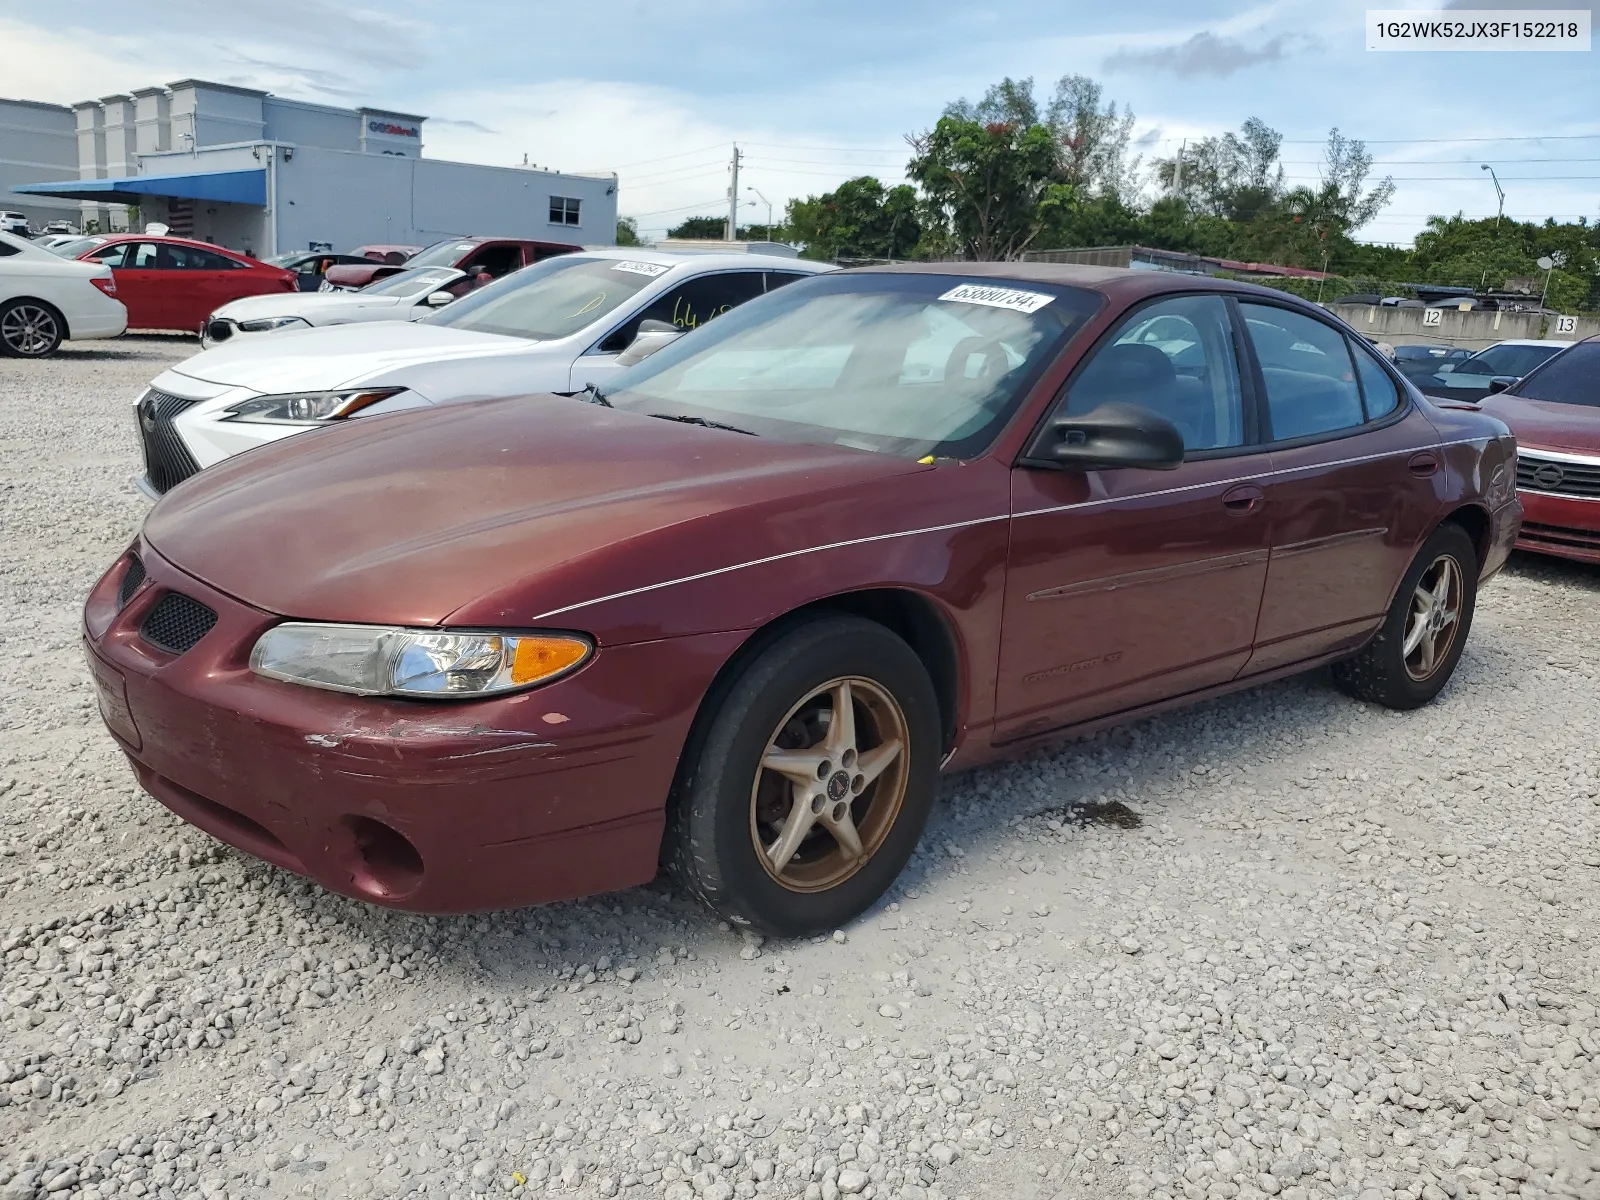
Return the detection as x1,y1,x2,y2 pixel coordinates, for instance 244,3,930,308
666,615,942,936
0,299,64,358
1332,522,1478,710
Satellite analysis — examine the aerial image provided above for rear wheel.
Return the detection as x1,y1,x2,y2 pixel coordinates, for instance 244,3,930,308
0,299,63,358
666,616,941,935
1332,522,1478,709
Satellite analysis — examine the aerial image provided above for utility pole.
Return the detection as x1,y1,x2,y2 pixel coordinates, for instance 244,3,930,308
1172,139,1185,199
727,144,741,242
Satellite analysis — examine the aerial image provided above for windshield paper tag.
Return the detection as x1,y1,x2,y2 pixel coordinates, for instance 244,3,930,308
938,283,1053,313
611,260,672,277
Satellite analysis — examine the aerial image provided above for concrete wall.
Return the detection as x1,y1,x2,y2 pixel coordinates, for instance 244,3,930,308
1325,303,1595,350
132,88,171,155
264,98,360,153
0,98,79,226
270,145,617,255
169,82,266,153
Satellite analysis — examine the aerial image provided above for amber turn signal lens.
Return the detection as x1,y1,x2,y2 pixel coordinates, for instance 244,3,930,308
510,636,591,685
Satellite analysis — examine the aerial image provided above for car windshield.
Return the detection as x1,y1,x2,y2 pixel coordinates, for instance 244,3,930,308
425,255,667,340
1456,344,1563,378
49,236,104,257
405,239,480,269
360,267,465,298
602,272,1102,460
264,252,306,267
1512,342,1600,407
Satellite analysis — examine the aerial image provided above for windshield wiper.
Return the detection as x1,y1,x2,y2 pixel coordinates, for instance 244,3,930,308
578,383,612,407
646,412,758,436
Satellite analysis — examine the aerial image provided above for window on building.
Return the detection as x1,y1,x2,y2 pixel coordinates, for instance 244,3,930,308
549,196,582,226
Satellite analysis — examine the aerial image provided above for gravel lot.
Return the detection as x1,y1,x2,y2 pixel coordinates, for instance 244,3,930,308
2,339,1599,1200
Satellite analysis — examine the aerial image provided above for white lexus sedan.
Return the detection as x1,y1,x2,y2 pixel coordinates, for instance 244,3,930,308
199,266,471,348
0,230,127,357
134,250,831,495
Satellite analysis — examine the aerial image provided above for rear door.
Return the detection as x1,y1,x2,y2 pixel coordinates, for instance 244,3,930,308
162,244,247,332
994,292,1272,742
568,269,769,392
88,241,166,329
1238,300,1445,673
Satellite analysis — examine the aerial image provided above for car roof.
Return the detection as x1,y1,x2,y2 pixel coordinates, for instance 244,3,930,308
1483,339,1574,348
94,233,252,254
567,248,834,273
849,260,1325,303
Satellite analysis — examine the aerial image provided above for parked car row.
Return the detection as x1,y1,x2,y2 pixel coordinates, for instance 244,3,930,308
0,230,126,356
84,255,1584,937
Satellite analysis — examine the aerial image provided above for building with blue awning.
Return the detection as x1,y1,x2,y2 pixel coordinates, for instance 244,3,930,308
2,80,617,257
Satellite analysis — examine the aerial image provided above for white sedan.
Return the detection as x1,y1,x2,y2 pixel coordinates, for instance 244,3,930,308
134,249,832,495
0,230,127,357
200,266,471,348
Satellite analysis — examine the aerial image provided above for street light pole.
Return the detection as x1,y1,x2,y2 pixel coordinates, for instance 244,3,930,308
1480,164,1504,231
746,186,774,232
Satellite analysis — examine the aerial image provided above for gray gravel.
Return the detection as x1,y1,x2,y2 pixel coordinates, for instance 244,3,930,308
2,339,1599,1200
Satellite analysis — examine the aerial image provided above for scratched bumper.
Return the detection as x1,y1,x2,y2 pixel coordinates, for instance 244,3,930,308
82,540,742,913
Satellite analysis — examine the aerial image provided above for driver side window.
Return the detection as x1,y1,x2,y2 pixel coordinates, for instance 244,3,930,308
1064,294,1245,452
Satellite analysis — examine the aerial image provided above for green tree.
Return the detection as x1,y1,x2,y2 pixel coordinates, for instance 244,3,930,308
908,116,1071,260
615,216,641,246
666,215,728,239
1153,117,1285,222
784,177,921,261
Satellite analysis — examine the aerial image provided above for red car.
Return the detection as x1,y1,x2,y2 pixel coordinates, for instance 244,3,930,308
1480,337,1600,564
74,236,295,334
323,236,580,291
83,265,1520,934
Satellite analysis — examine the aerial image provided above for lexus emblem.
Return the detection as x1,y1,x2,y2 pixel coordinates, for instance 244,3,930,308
1531,462,1565,490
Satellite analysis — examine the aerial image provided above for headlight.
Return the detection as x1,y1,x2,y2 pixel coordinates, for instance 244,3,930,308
250,623,593,698
222,386,406,423
237,315,310,332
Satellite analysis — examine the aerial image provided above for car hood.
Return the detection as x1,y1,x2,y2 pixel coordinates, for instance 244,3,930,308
1480,394,1600,454
142,394,925,631
214,292,399,321
168,322,530,393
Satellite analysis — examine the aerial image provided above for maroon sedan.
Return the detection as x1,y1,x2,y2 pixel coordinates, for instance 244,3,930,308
83,265,1521,934
323,236,580,291
73,235,296,333
1479,338,1600,564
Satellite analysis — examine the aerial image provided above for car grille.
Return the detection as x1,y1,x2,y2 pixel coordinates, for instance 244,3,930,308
1519,521,1600,555
1516,452,1600,499
117,556,146,609
139,593,218,655
137,389,204,495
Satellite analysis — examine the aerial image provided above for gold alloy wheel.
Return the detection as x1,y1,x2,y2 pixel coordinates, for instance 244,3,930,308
749,677,910,893
1402,553,1464,681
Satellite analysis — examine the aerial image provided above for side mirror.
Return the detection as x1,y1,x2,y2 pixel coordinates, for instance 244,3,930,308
616,318,684,367
1486,376,1517,395
424,291,455,307
1028,402,1185,471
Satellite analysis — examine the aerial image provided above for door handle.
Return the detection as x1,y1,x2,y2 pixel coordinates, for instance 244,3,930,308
1221,484,1264,514
1408,452,1440,478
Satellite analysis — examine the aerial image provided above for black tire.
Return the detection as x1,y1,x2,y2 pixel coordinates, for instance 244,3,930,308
666,615,941,936
1332,521,1478,710
0,298,65,358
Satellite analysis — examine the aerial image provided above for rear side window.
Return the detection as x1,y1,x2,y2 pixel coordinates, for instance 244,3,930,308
1242,303,1365,440
1351,339,1401,419
1514,342,1600,407
599,271,767,352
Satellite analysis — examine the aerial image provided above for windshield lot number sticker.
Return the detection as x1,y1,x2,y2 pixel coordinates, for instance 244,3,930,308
611,261,672,277
939,284,1053,313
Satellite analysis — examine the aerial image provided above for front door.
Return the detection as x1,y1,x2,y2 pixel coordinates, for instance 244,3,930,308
90,241,166,330
568,270,768,392
1236,301,1446,672
994,293,1272,742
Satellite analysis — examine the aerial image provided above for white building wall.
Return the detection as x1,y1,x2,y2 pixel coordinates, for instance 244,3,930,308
132,88,171,155
0,98,79,226
169,81,266,152
263,98,360,152
270,145,618,255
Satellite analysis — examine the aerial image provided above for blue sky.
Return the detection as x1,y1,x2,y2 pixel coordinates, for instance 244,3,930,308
1,0,1595,243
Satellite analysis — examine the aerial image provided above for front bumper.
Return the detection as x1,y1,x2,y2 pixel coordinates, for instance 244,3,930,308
83,540,743,913
1516,489,1600,565
1480,496,1523,583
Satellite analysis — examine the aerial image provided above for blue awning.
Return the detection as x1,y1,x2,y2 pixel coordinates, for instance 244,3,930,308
13,169,266,206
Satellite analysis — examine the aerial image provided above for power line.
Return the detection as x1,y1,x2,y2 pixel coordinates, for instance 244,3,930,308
599,142,732,172
1152,132,1600,146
